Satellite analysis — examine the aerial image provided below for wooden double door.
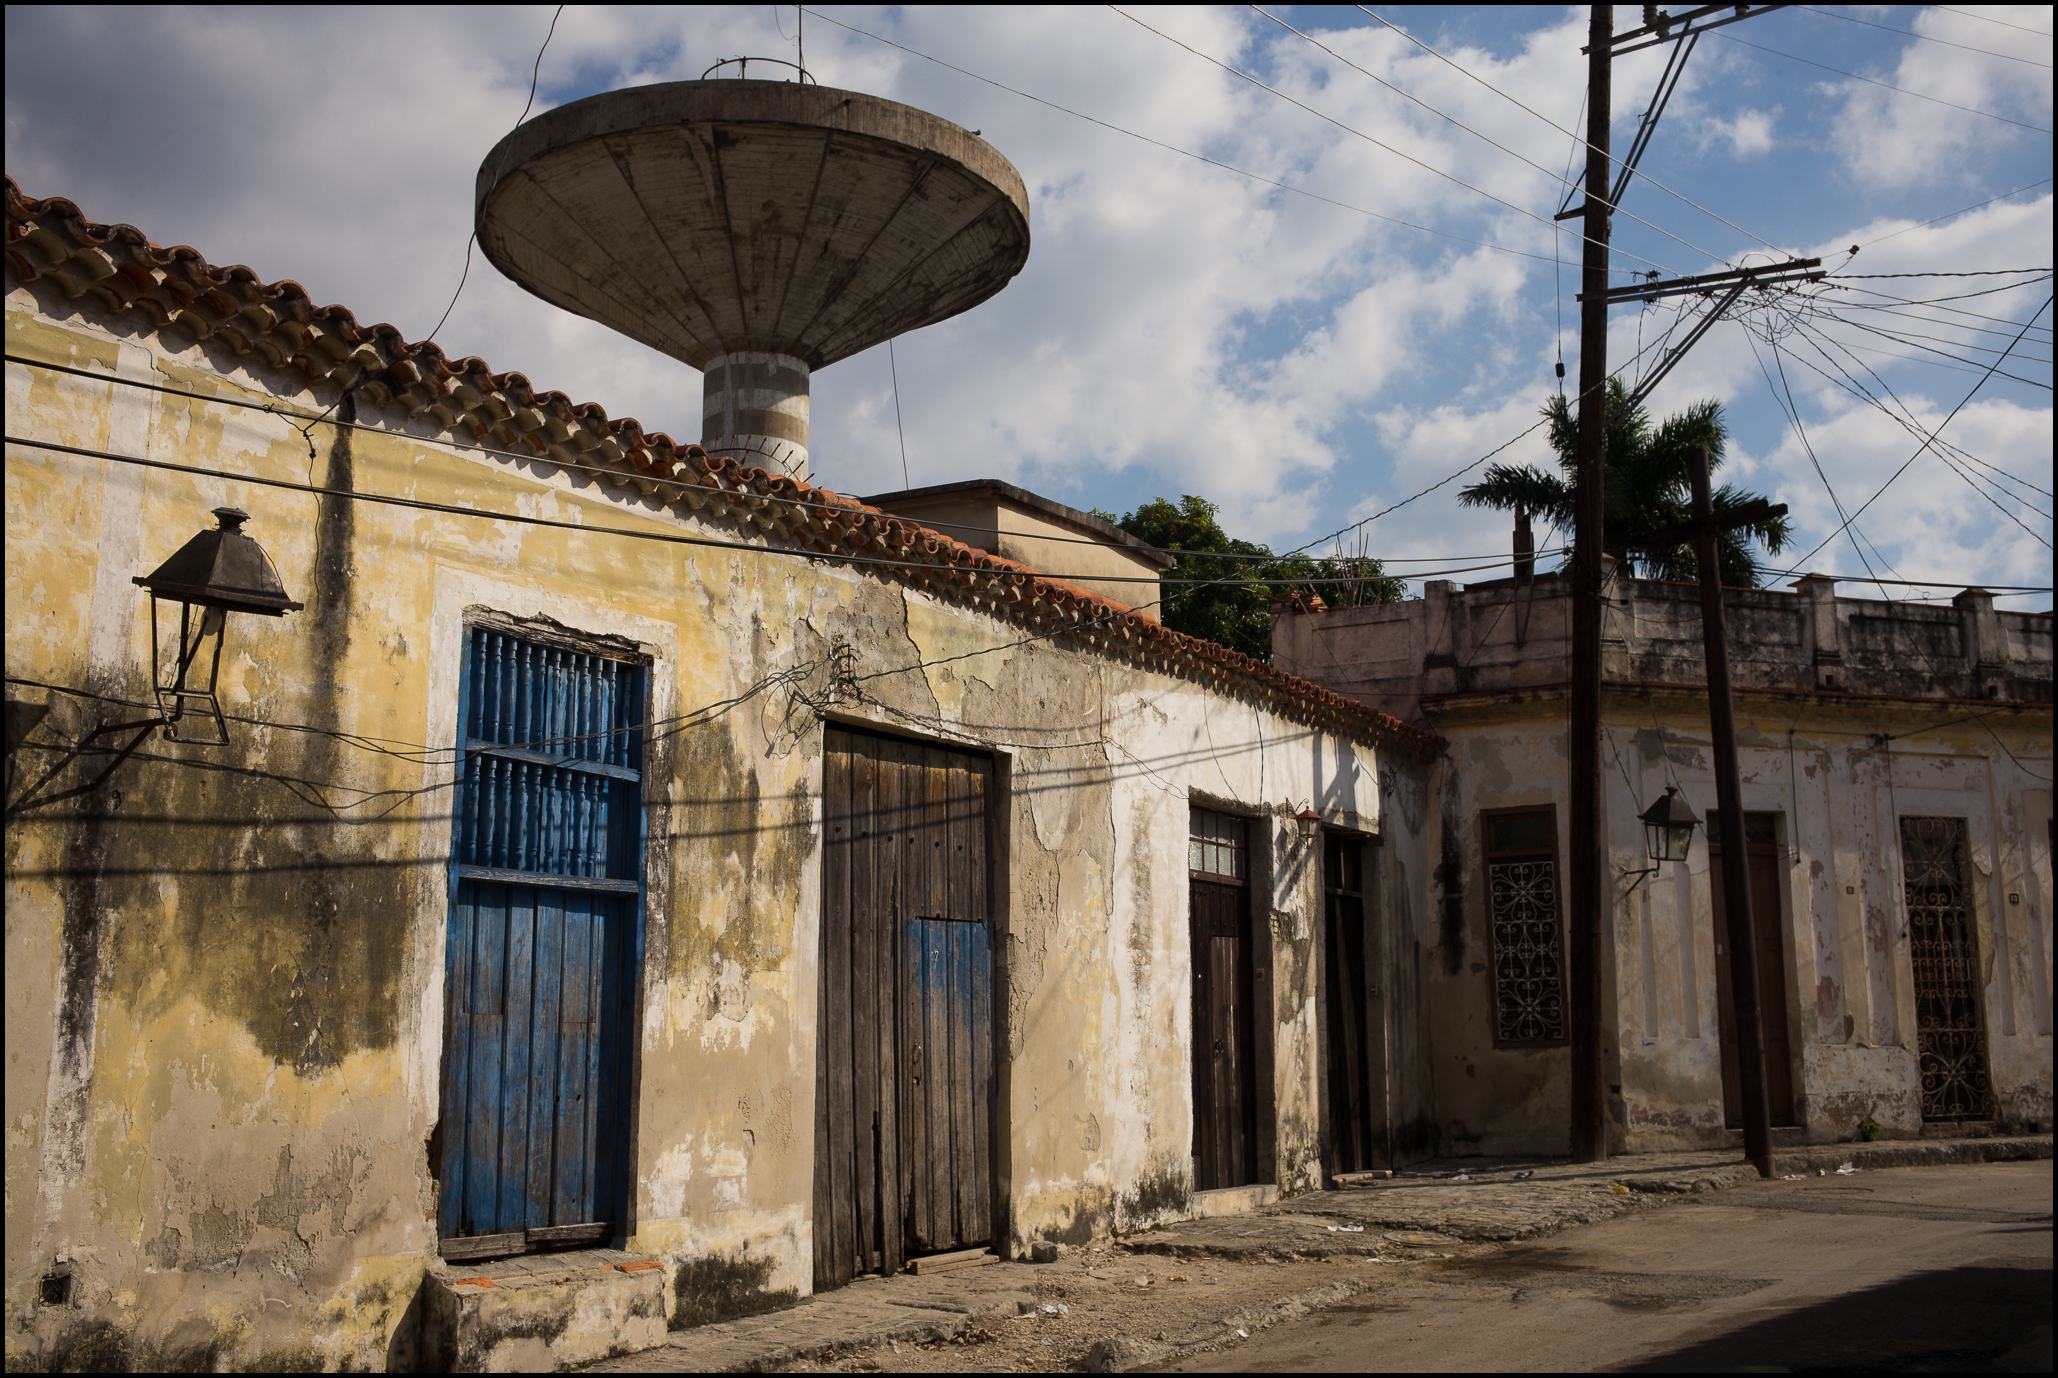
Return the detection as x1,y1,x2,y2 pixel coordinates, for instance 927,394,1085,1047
815,727,996,1291
1711,814,1797,1128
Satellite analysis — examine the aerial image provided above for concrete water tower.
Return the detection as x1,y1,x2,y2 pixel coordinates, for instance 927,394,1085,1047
476,65,1032,482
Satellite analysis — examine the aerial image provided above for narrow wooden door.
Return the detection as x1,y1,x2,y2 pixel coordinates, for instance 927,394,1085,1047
1900,816,1993,1122
439,627,645,1258
1190,808,1257,1191
1711,814,1796,1128
1323,833,1381,1176
815,728,994,1292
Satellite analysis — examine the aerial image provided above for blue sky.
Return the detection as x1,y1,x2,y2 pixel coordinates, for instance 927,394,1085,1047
6,5,2051,603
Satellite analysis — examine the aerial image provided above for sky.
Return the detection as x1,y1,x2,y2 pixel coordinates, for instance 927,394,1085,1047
5,5,2052,604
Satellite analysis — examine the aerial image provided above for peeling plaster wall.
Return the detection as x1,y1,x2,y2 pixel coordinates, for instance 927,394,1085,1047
4,284,1408,1369
1280,573,2052,1158
1412,690,2050,1156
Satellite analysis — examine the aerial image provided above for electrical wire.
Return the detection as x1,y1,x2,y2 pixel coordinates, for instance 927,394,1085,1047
1105,5,1681,275
1249,6,1737,267
793,6,1639,272
1933,7,2053,40
0,431,1568,590
1746,294,2057,513
1846,177,2054,253
1353,5,1794,258
1821,280,2056,331
1750,292,2045,498
1714,30,2053,133
1795,6,2053,70
1769,294,2053,577
3,351,1543,567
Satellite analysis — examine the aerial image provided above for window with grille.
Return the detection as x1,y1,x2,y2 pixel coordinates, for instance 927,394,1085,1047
1482,806,1566,1046
455,626,646,887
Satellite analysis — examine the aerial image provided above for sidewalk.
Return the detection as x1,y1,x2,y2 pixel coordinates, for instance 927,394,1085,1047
586,1134,2050,1373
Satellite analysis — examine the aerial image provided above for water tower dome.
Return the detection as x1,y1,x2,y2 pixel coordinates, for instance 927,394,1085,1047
476,76,1032,481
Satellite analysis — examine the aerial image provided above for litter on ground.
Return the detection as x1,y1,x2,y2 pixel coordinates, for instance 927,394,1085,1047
1327,1224,1367,1233
1835,1162,1858,1175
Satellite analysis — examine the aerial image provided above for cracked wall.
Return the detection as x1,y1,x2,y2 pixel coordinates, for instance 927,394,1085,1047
5,281,1414,1368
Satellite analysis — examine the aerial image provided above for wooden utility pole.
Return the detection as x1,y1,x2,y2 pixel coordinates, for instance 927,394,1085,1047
1683,448,1782,1179
1567,1,1613,1164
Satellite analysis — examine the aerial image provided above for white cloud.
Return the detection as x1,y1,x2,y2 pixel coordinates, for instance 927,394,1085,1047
1701,108,1777,157
1828,5,2054,190
3,4,2047,589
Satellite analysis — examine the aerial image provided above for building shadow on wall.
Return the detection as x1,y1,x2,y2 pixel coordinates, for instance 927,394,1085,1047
1628,1263,2051,1372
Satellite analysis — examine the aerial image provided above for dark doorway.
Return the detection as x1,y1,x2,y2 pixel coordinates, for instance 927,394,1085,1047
1899,815,1993,1122
814,726,996,1292
1711,812,1797,1128
1190,807,1258,1191
1323,831,1383,1176
438,625,646,1259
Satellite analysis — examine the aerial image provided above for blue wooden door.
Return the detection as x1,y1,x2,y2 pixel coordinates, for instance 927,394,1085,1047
438,626,645,1258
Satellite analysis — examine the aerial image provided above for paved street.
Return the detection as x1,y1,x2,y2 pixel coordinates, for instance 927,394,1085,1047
1161,1161,2053,1373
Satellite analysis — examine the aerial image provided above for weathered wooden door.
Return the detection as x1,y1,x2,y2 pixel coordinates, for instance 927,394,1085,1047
815,727,994,1292
1322,832,1382,1175
1899,816,1993,1122
438,626,645,1258
1190,807,1257,1191
1711,813,1797,1128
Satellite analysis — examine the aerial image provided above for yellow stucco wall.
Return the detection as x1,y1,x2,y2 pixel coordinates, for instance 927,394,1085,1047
4,282,1394,1369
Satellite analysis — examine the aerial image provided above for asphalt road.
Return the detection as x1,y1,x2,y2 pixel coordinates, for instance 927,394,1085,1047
1161,1160,2053,1373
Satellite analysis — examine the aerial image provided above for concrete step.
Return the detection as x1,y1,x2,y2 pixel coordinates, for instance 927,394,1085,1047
424,1249,667,1372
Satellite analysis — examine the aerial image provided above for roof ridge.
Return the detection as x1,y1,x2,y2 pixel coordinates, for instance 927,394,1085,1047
3,176,1440,757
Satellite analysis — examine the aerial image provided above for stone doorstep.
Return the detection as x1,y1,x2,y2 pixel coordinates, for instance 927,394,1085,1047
1190,1184,1281,1218
430,1249,669,1373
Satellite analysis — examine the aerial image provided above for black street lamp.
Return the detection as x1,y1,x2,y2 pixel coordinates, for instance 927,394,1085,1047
1624,785,1700,891
133,507,302,744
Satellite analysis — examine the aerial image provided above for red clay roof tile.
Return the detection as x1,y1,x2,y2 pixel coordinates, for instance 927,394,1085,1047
4,177,1438,758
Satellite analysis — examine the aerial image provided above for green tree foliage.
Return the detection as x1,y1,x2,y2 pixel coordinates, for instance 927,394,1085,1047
1099,495,1404,661
1458,379,1792,587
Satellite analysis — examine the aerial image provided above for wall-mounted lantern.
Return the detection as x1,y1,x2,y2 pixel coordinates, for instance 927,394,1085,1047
1294,806,1323,844
1624,785,1700,892
133,507,302,744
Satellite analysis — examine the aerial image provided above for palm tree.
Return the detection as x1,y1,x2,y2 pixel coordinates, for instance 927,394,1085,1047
1458,379,1792,587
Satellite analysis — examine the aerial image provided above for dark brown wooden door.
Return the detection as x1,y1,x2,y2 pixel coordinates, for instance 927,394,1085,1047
1322,833,1381,1175
1190,808,1257,1191
815,728,994,1293
1711,815,1797,1128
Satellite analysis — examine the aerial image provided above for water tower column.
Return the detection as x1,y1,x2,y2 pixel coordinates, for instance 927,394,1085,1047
701,350,810,480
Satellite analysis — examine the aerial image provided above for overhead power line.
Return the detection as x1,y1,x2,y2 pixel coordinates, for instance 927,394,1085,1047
795,6,1637,272
1353,5,1791,257
1848,177,2054,253
1933,6,2053,40
1796,5,2053,70
0,432,1561,589
1248,6,1736,266
1714,30,2053,133
1105,5,1680,274
1771,294,2053,577
2,350,1534,566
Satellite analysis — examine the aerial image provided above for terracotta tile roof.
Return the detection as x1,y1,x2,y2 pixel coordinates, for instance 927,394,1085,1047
3,178,1440,758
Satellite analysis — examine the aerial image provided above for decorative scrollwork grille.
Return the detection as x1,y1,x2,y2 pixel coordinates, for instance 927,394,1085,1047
1487,847,1566,1045
1899,816,1992,1122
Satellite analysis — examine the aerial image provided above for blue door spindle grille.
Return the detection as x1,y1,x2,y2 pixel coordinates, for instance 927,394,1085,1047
439,626,646,1257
